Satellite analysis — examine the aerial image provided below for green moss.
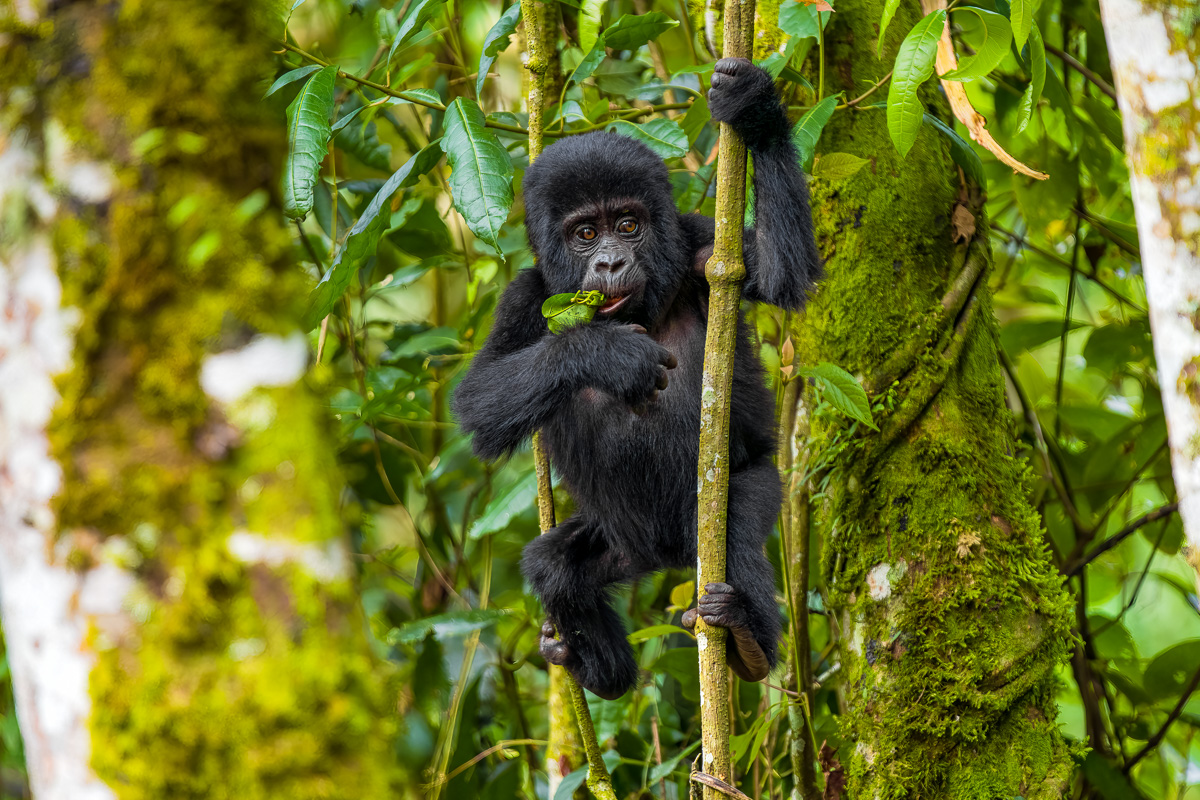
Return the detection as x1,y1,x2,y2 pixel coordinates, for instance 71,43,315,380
792,0,1074,796
14,1,403,796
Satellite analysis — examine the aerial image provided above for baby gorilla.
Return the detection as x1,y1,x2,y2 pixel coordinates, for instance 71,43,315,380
453,58,821,699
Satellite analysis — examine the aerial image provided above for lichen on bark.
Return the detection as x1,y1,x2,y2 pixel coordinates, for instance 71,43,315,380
5,1,403,796
792,0,1075,796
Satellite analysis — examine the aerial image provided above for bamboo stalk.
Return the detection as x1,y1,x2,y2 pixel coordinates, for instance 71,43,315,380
694,0,756,796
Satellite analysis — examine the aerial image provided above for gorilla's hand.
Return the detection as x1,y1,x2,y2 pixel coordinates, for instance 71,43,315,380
586,323,677,411
708,58,790,152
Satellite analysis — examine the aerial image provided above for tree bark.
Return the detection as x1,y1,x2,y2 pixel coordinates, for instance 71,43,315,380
792,0,1075,796
1097,0,1200,593
0,3,400,798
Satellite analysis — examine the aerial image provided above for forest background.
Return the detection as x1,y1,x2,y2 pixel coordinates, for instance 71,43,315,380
0,0,1197,798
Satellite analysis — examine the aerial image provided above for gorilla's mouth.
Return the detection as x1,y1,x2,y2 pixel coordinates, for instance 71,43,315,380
598,294,631,315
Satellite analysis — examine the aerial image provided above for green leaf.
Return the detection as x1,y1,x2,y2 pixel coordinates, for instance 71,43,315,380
1009,0,1033,52
388,326,461,359
921,112,985,188
1016,21,1046,134
607,117,689,159
541,290,607,334
681,94,711,146
387,0,445,69
648,740,701,783
282,65,337,220
1143,640,1200,701
335,114,391,172
886,10,945,158
476,3,521,97
304,142,442,328
553,768,587,800
798,362,876,429
778,1,830,39
394,87,444,107
264,65,321,98
441,97,515,253
877,0,903,55
939,8,1011,82
579,0,605,53
603,12,679,51
999,318,1086,355
1081,752,1143,800
385,609,509,645
627,624,692,643
1079,94,1123,149
570,37,607,84
467,471,537,539
815,151,868,180
791,95,838,172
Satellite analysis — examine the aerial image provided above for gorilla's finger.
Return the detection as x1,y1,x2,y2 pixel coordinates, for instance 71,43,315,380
681,607,698,630
656,368,669,390
632,401,648,416
663,352,678,369
628,324,648,335
650,390,659,403
541,621,557,638
704,582,735,595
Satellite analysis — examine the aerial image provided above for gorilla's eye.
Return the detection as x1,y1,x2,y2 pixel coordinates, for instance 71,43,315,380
617,218,638,235
577,226,597,241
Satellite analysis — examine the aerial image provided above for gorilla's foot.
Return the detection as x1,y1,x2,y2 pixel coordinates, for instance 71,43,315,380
539,620,633,700
683,583,771,682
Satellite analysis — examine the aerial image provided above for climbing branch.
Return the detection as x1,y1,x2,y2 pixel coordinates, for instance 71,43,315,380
695,0,755,797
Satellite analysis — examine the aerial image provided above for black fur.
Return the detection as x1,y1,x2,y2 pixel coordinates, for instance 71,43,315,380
453,58,822,699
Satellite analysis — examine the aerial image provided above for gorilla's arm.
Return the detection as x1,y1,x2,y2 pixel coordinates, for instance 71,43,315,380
696,58,823,311
453,268,675,460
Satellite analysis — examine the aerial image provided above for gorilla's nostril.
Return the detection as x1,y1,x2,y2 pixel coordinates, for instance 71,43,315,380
596,255,628,273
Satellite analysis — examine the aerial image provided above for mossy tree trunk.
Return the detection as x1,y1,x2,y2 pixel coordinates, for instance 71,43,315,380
1097,0,1200,593
792,0,1075,796
0,3,400,798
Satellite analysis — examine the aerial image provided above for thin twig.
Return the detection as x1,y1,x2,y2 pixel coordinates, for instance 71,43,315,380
1124,664,1200,771
1044,42,1118,101
1066,503,1179,576
690,772,752,800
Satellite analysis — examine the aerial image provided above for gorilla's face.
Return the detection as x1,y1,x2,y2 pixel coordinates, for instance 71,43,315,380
563,198,651,320
521,132,688,326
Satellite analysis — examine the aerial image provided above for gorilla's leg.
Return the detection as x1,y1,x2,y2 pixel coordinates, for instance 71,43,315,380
684,457,782,682
521,517,639,699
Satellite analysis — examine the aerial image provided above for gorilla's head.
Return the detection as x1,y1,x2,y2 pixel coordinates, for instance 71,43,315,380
522,132,688,325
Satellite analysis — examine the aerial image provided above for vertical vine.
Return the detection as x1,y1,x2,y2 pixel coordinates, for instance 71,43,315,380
694,0,755,795
521,4,611,796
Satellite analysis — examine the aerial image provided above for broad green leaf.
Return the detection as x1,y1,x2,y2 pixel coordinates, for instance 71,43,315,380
282,65,337,220
876,0,903,55
467,471,537,539
757,35,802,81
608,117,689,159
999,318,1086,355
791,95,838,172
681,94,710,146
569,37,607,84
1143,640,1200,701
668,580,695,610
1016,21,1046,133
1079,94,1123,150
886,10,945,158
627,624,692,643
375,7,399,41
394,87,444,107
939,8,1011,82
778,1,830,39
579,0,605,53
815,151,868,180
1081,752,1141,800
441,97,514,253
649,740,701,783
603,12,679,51
1009,0,1033,52
304,142,442,328
387,0,444,68
385,609,509,645
388,326,460,358
798,362,876,429
553,768,587,800
541,290,607,333
335,115,391,172
264,65,321,98
476,3,521,96
921,112,986,188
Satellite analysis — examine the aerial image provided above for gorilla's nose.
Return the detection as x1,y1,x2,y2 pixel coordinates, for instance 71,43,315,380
594,253,628,273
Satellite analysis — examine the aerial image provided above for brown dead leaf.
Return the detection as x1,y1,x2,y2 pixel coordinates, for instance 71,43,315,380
951,204,976,243
798,0,835,10
919,0,1048,180
818,741,846,800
